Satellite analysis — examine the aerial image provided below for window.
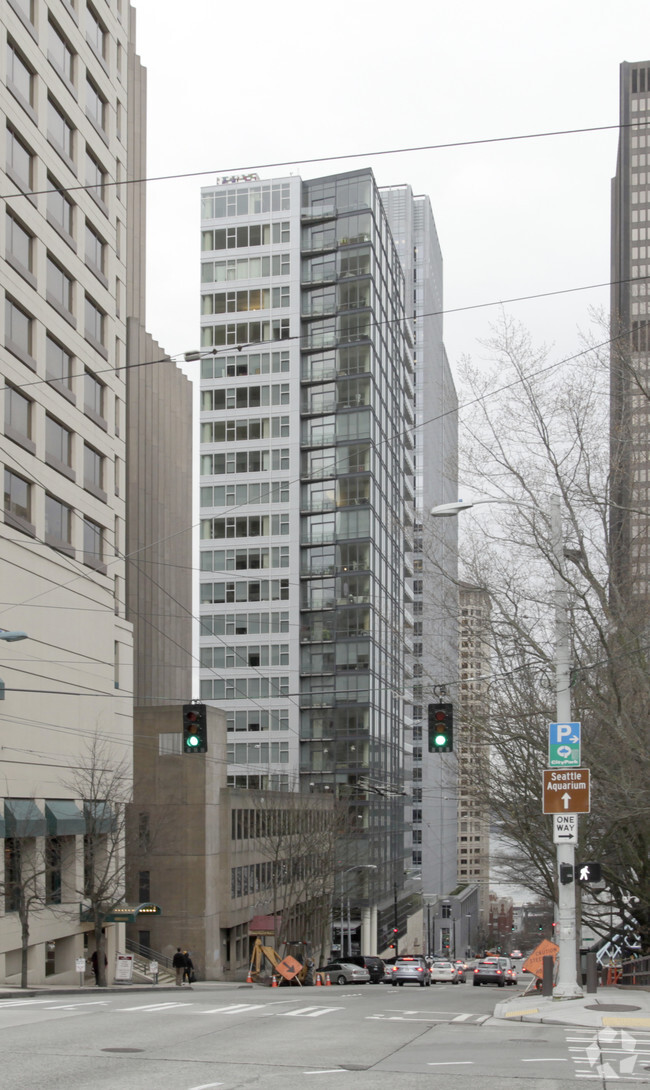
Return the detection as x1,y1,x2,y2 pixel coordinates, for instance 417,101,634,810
138,870,150,902
85,222,105,276
86,5,107,60
6,127,34,193
4,469,32,529
48,20,75,84
46,838,62,905
5,297,34,364
84,370,105,420
84,442,104,495
86,76,106,133
45,494,73,551
47,177,74,240
48,98,74,160
84,295,105,347
7,41,34,108
85,149,106,206
47,254,74,316
6,211,33,277
4,839,21,912
5,385,32,447
84,516,104,568
46,335,73,390
46,415,72,469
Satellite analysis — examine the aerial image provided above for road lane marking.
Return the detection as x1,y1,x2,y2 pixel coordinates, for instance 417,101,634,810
452,1013,471,1021
115,1002,186,1012
521,1058,568,1062
280,1007,343,1017
427,1061,474,1066
188,1084,223,1089
304,1070,346,1075
198,1004,266,1014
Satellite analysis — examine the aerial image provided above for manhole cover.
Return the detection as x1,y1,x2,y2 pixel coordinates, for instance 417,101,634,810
101,1048,144,1053
584,1003,641,1012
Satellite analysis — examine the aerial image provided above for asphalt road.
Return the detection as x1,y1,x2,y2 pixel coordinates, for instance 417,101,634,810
1,980,649,1089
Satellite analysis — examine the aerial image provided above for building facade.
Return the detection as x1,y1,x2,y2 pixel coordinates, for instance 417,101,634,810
199,169,458,940
610,59,650,603
0,0,187,984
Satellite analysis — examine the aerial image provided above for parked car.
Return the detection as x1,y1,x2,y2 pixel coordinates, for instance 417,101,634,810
429,960,459,984
344,955,386,983
316,961,370,985
473,959,506,987
389,955,431,987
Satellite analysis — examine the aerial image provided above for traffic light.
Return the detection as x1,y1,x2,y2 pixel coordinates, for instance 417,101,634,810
182,703,207,754
428,703,454,753
538,924,544,931
560,862,574,885
511,925,516,932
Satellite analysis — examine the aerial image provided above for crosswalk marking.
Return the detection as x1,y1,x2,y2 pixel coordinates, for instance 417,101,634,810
280,1006,343,1018
198,1004,266,1015
116,1002,186,1012
452,1012,471,1022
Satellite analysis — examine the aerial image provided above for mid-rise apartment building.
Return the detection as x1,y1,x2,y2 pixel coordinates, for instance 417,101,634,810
611,59,650,603
199,169,458,943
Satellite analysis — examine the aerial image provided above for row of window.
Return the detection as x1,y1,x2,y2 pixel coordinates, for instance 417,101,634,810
201,222,290,252
201,253,290,284
8,207,107,289
4,468,106,568
201,416,289,444
201,449,289,476
6,383,110,497
7,120,113,215
227,739,290,762
200,578,289,604
201,287,290,315
202,678,290,701
200,317,290,347
200,546,290,572
201,514,290,539
201,644,289,668
231,803,327,841
200,384,289,412
200,481,290,508
230,859,284,900
227,708,289,732
201,611,290,636
6,293,108,378
201,349,290,380
201,183,291,221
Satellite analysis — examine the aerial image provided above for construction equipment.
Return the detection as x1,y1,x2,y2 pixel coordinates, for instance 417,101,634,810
248,937,314,986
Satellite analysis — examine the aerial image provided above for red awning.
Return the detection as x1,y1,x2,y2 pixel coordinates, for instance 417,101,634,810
249,914,281,935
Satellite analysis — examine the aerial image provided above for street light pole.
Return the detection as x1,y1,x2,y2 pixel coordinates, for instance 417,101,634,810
431,494,583,997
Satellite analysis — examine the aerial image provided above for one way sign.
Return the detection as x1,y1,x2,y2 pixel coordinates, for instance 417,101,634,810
553,814,578,844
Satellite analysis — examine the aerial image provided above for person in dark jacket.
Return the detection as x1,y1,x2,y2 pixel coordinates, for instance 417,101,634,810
172,947,185,986
183,950,194,984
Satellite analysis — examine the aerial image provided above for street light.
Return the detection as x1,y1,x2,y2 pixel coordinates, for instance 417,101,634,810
338,865,377,959
0,629,28,642
431,494,582,998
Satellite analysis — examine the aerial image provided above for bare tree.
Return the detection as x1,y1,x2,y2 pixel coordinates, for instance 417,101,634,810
67,735,131,987
1,834,47,988
434,315,650,951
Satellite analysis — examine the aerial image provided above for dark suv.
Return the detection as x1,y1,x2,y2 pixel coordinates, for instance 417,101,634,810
345,955,386,983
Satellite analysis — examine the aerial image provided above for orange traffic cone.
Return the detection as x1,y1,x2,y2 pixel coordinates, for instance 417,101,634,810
246,968,253,984
315,973,322,987
271,974,278,988
325,973,331,986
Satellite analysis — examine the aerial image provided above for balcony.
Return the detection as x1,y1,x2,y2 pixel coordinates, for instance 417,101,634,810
300,204,337,222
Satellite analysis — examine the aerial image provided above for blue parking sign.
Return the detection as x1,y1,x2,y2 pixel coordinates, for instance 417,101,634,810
548,722,581,768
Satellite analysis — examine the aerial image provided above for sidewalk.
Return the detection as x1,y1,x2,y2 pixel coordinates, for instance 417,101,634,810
493,986,650,1030
0,980,255,999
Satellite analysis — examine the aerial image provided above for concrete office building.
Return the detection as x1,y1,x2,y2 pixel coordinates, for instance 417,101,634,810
611,59,650,603
0,1,188,984
199,169,457,946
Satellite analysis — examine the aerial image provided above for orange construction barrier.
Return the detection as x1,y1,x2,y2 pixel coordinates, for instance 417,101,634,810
325,973,331,986
315,974,322,986
271,974,278,988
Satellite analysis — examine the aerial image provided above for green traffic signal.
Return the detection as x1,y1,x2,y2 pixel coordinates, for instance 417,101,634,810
428,703,454,752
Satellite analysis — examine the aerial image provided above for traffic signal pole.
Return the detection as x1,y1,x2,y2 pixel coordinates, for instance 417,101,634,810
551,496,582,998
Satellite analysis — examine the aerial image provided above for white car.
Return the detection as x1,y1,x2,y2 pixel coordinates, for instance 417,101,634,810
429,959,459,984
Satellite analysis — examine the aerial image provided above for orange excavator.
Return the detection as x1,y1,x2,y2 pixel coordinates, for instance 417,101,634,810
248,937,314,985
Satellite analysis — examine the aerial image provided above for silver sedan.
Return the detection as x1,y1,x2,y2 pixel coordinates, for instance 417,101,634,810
315,961,371,985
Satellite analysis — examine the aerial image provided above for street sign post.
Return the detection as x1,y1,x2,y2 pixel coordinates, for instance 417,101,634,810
543,768,590,814
553,813,578,844
548,721,581,767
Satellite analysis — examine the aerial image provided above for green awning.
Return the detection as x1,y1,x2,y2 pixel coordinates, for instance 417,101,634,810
103,903,162,922
45,800,85,835
84,800,113,833
4,799,46,837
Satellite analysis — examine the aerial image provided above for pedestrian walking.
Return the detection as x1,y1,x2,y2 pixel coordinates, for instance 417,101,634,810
172,947,185,987
183,950,194,985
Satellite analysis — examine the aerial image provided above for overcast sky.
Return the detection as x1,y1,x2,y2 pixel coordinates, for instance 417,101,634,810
132,0,647,389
